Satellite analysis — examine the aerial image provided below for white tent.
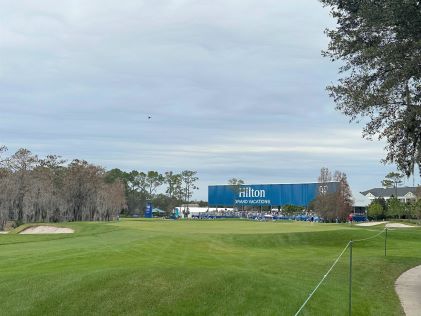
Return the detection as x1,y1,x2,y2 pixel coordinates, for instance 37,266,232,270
353,192,371,207
176,207,234,217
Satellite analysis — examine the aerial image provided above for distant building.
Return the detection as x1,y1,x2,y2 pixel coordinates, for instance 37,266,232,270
360,187,419,203
208,182,340,207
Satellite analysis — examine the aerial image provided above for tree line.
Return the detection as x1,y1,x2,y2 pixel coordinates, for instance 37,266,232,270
367,172,421,220
104,169,200,216
368,195,421,221
0,145,201,230
0,146,126,230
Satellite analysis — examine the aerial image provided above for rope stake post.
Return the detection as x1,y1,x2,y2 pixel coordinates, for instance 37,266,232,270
295,229,386,316
384,228,388,257
349,240,353,316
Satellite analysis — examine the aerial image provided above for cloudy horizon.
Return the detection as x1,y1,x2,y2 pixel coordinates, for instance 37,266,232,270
1,0,419,200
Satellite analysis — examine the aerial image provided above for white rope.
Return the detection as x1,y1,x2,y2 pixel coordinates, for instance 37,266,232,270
352,229,386,243
294,241,351,316
294,229,387,315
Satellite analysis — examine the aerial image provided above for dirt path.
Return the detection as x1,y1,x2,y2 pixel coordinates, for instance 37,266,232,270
395,265,421,316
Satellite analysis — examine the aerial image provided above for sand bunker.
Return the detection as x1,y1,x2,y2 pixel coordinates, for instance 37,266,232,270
0,231,8,234
386,223,415,228
20,226,74,234
356,221,387,227
356,221,415,228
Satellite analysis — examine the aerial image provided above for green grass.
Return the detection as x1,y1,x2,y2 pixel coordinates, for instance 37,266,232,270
0,219,420,315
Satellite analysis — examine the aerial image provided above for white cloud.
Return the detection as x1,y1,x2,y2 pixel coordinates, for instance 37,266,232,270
0,0,414,200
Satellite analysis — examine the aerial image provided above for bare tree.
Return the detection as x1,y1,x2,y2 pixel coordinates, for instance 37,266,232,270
312,168,353,221
318,167,332,184
0,146,126,227
0,146,8,229
0,145,7,167
96,180,126,220
334,171,354,220
6,148,39,223
181,170,199,207
62,160,104,221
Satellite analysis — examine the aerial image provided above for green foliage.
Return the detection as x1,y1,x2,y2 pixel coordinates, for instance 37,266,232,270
145,171,165,197
151,194,179,215
105,169,199,215
165,172,183,200
228,178,245,186
387,198,405,219
104,168,128,185
321,0,421,176
409,199,421,220
381,179,394,188
416,186,421,199
368,202,384,220
381,172,404,200
181,170,199,204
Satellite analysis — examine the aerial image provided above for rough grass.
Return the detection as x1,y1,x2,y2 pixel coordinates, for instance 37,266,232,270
0,219,420,315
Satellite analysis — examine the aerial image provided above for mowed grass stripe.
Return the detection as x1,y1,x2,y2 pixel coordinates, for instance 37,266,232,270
0,219,419,315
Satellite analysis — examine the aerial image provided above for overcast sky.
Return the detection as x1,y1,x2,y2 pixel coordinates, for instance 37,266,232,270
0,0,419,199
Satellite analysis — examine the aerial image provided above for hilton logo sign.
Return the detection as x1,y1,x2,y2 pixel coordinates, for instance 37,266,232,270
235,187,271,205
238,187,266,198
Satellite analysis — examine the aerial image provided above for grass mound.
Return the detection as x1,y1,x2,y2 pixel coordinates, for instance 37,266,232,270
0,219,419,315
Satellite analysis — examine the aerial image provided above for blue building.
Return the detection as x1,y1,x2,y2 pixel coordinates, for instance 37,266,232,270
208,182,339,207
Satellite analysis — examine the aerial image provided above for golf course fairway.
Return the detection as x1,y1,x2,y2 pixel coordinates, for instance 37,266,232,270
0,219,420,315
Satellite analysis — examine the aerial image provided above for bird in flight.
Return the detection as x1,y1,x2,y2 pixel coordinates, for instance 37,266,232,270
148,115,152,119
